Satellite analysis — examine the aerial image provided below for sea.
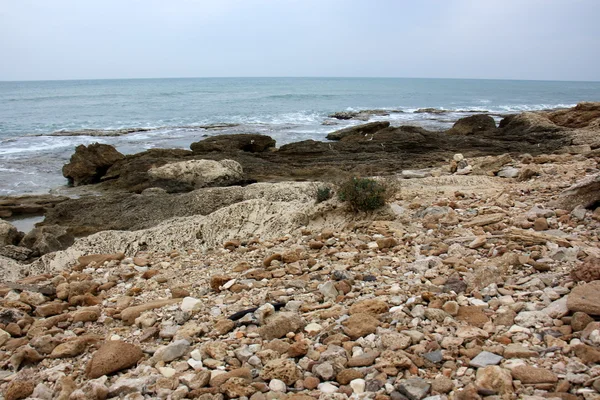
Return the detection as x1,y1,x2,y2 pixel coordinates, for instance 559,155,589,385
1,77,600,196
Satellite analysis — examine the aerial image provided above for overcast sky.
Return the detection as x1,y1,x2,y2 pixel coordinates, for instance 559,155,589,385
0,0,599,81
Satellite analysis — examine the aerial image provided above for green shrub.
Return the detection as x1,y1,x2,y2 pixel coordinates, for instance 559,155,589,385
338,177,388,211
316,186,333,203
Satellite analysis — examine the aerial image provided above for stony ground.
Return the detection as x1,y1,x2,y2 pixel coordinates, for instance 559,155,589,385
0,151,599,400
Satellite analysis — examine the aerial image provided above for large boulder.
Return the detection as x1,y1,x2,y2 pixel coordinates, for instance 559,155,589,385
62,143,124,186
20,225,74,257
326,121,390,141
147,159,243,189
0,220,20,246
447,115,496,135
190,134,276,154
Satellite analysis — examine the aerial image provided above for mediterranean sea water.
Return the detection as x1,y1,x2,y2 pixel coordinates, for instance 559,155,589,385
1,77,599,195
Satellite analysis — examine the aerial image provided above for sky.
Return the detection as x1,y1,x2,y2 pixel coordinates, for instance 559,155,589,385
0,0,599,81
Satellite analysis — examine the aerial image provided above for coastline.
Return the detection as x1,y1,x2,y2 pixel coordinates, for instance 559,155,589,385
0,103,599,399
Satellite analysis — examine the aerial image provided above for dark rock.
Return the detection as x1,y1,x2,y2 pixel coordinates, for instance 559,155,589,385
326,121,390,141
62,143,124,186
191,134,276,154
448,115,496,135
422,350,443,363
0,194,68,218
396,378,431,400
0,245,32,261
42,187,246,236
19,225,74,256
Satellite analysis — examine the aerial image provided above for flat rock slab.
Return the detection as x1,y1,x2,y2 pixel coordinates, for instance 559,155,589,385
469,351,504,368
397,378,431,400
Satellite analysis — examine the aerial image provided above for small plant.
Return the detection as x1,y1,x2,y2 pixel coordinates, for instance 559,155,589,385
338,176,389,211
316,186,332,203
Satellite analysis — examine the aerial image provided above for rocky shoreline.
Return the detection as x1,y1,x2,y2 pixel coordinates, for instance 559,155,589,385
0,103,599,399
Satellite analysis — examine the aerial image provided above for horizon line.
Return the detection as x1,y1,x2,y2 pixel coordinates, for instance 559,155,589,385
2,75,600,84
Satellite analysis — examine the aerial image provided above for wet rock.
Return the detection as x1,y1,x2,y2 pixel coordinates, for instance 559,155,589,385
191,134,276,153
63,143,124,186
86,340,144,378
448,114,496,135
567,281,600,315
326,121,390,141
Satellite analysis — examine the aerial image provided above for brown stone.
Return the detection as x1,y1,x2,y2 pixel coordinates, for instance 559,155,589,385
35,302,67,317
210,368,252,387
287,341,309,357
221,377,256,398
511,365,558,384
210,275,231,291
214,319,235,336
258,312,305,340
456,306,489,328
120,298,181,325
572,344,600,364
475,366,513,395
4,380,34,400
376,238,398,249
571,257,600,283
263,253,282,268
50,338,88,358
77,252,125,268
303,376,320,390
336,369,364,385
260,358,302,385
86,340,144,378
533,217,549,231
343,313,380,339
349,299,389,315
567,280,600,315
503,344,538,359
348,351,379,367
72,307,100,323
170,287,190,298
571,311,594,331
